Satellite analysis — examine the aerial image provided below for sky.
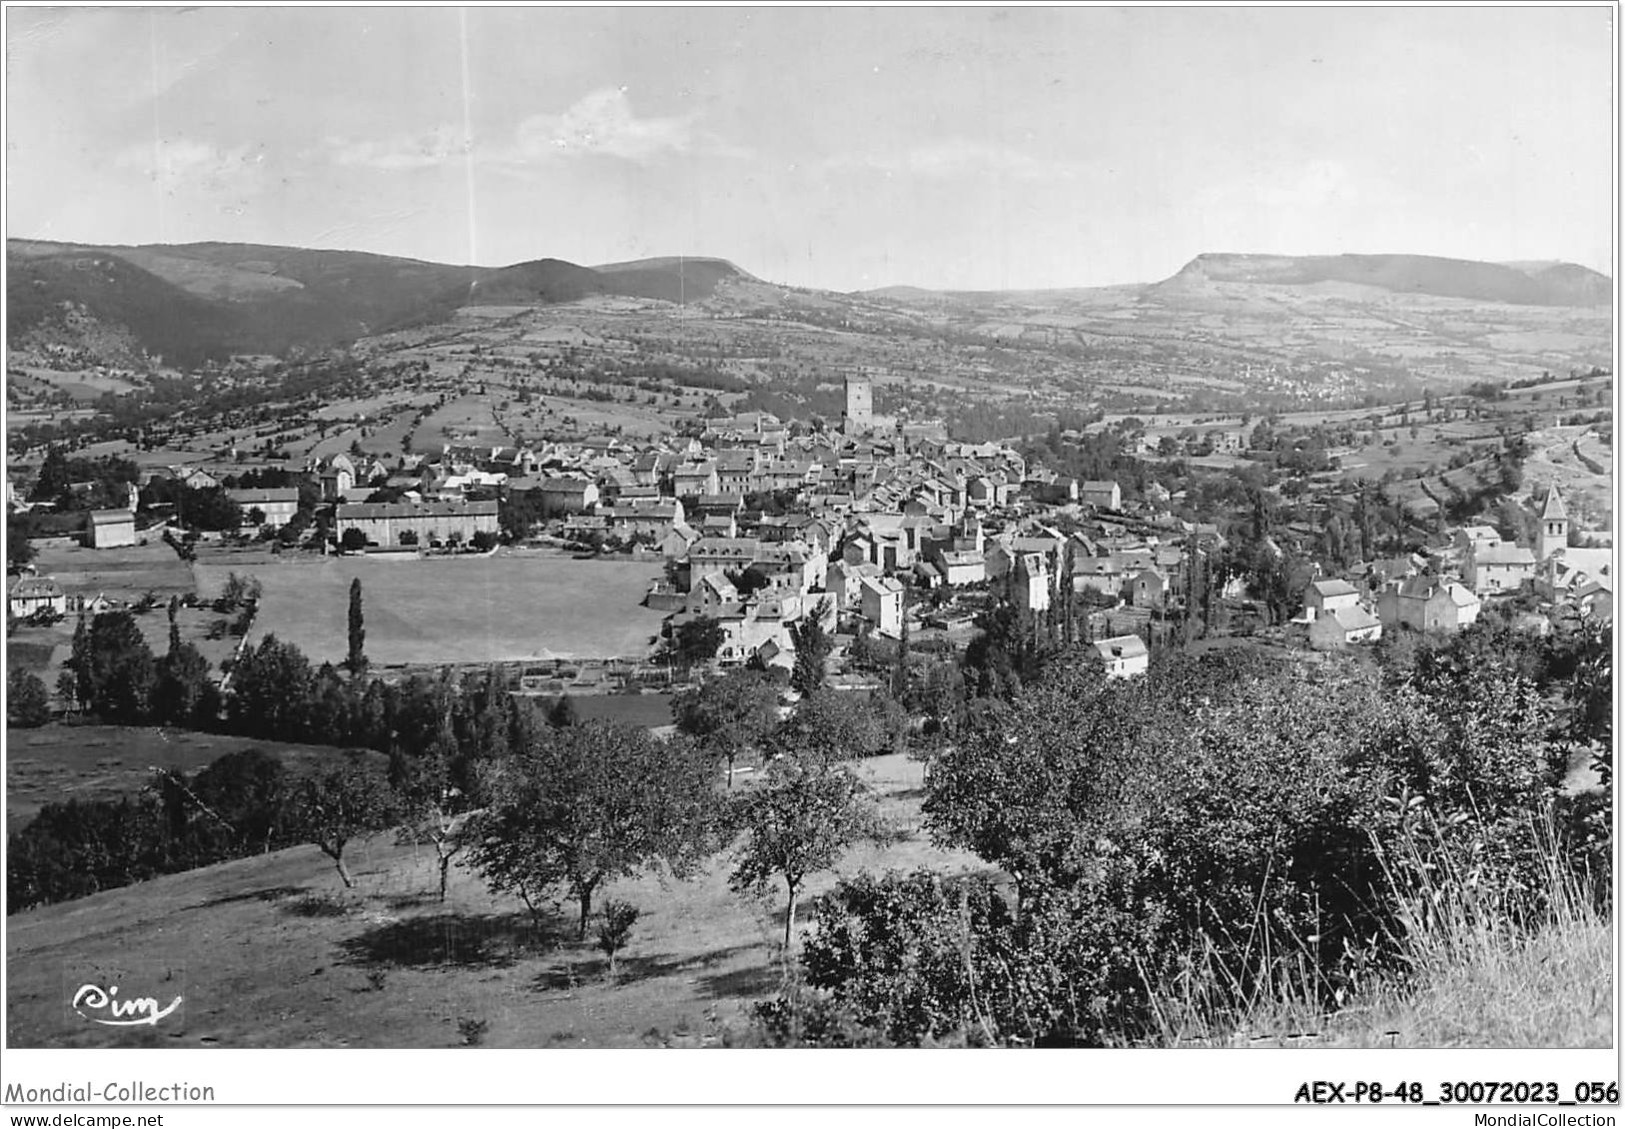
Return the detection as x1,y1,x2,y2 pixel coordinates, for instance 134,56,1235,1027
4,6,1614,291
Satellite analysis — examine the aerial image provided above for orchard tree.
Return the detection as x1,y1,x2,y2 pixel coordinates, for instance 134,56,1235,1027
780,688,905,762
672,668,781,786
467,720,721,939
394,740,474,903
729,748,880,955
293,750,399,888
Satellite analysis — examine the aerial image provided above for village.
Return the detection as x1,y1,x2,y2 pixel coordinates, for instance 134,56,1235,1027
8,367,1613,710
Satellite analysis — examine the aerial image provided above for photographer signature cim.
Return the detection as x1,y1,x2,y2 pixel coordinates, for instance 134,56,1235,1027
72,983,183,1027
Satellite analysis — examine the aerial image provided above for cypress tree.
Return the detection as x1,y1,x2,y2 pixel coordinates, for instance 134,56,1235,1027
346,578,367,676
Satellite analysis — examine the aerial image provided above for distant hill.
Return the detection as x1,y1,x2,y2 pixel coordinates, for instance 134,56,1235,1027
5,240,754,364
1150,253,1612,307
8,251,257,366
8,237,1607,369
587,256,753,303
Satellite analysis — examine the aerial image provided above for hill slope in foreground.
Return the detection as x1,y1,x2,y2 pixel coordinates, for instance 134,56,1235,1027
5,753,984,1050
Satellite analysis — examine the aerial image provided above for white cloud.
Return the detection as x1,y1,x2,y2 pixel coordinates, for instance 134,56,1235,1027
315,88,745,174
116,137,260,188
324,127,468,171
510,86,708,162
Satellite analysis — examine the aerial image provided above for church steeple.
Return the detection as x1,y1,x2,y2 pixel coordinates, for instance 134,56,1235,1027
1538,485,1569,561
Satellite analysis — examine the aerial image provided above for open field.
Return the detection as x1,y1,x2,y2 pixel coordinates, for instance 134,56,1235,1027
5,752,990,1048
194,551,667,667
1521,424,1615,530
31,541,195,601
6,725,341,825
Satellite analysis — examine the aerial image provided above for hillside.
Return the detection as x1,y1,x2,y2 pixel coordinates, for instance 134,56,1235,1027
4,240,754,362
5,752,984,1050
1151,252,1612,307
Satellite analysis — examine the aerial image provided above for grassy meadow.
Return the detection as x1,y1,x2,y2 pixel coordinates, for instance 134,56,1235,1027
5,753,987,1049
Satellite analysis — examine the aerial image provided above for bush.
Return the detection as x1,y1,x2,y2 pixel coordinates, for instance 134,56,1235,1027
456,1017,489,1047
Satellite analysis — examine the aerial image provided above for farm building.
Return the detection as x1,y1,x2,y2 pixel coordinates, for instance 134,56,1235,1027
85,509,136,549
9,576,67,618
335,500,499,547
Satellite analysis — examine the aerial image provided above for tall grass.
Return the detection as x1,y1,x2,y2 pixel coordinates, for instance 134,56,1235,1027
1143,808,1612,1048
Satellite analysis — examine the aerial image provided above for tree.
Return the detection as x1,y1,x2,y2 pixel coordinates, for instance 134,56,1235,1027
789,598,833,696
153,641,212,726
546,693,579,728
729,748,880,954
7,513,37,573
54,670,79,714
892,610,912,700
726,564,774,597
8,668,52,727
346,577,367,676
673,668,781,786
77,610,157,723
470,530,500,552
672,615,726,674
166,596,182,655
228,634,315,739
340,528,368,552
217,571,263,611
596,900,641,979
466,721,721,939
292,750,398,888
780,688,903,762
393,736,473,904
188,748,297,857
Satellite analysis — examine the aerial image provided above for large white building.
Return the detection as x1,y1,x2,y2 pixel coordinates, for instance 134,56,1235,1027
335,500,499,547
228,488,300,529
